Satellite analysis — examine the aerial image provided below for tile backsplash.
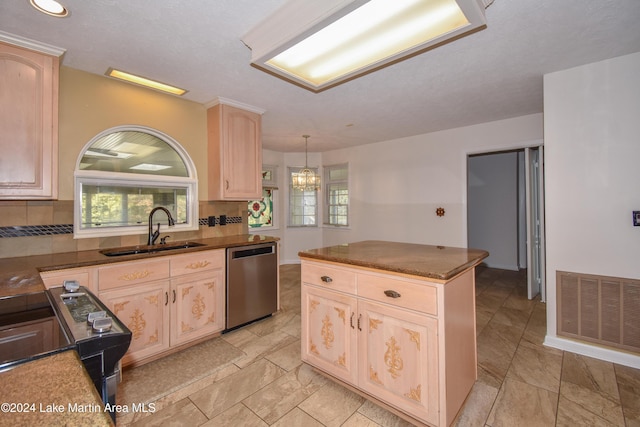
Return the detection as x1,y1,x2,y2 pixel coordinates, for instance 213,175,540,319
0,200,248,259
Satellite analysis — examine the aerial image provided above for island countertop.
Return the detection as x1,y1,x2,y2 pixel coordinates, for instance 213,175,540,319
298,240,488,281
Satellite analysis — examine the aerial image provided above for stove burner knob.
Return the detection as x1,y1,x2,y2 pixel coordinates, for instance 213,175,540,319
87,311,107,325
92,317,112,333
63,280,80,292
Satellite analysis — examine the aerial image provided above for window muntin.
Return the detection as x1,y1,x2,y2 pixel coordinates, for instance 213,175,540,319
288,166,318,227
74,126,198,238
324,164,349,226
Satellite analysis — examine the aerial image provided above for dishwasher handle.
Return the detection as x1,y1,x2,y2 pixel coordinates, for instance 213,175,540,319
229,244,275,260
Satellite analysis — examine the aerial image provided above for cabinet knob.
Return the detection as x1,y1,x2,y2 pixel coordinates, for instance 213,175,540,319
320,276,333,283
384,290,401,298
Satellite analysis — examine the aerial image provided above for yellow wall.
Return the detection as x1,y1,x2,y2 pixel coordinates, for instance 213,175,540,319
0,67,249,259
58,67,208,199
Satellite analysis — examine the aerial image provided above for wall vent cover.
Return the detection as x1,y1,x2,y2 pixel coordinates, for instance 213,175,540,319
557,271,640,353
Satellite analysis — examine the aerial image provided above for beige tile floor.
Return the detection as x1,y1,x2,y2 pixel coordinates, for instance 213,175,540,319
119,265,640,426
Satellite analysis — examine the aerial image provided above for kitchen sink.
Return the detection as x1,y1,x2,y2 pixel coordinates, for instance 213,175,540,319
100,242,206,257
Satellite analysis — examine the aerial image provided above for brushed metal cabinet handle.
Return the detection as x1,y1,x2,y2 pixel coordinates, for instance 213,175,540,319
384,290,401,298
320,276,333,283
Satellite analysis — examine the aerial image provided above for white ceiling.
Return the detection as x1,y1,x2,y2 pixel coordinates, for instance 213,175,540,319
1,0,639,152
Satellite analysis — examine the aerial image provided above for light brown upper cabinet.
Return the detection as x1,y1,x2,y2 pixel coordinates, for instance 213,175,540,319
0,41,61,199
207,101,264,200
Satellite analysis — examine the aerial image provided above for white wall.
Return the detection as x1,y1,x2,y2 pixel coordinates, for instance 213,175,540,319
468,152,519,270
273,114,542,264
543,52,640,368
321,114,543,253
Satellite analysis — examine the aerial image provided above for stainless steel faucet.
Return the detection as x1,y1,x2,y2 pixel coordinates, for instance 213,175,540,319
147,207,176,246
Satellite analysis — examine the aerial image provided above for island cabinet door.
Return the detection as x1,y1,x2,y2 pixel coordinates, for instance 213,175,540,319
301,285,358,386
170,269,225,346
99,280,171,366
358,300,440,426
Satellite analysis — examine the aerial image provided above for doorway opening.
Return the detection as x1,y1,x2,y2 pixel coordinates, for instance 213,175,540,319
467,146,546,301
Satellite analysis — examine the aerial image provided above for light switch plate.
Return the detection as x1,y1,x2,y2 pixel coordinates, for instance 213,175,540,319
634,211,640,227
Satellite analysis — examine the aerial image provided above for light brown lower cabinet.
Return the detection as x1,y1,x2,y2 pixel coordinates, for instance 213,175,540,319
97,249,225,366
99,280,171,366
301,259,477,427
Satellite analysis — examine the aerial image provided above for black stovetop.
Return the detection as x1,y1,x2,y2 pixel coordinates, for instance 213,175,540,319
0,291,74,370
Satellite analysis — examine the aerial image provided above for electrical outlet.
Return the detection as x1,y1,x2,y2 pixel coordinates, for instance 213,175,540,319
219,215,227,225
634,211,640,227
208,216,216,227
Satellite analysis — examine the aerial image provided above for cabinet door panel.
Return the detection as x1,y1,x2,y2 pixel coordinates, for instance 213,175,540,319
99,281,170,366
0,42,58,199
222,106,261,199
207,104,262,200
171,269,224,345
301,285,357,385
358,300,439,425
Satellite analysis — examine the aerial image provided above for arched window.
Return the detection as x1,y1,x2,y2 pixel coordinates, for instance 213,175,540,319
74,125,198,238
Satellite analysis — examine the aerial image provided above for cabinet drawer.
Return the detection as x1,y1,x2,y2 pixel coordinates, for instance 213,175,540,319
98,259,170,291
301,261,356,294
358,273,437,315
170,250,224,277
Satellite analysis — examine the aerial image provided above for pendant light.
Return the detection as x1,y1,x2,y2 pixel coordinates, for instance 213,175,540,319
292,135,321,191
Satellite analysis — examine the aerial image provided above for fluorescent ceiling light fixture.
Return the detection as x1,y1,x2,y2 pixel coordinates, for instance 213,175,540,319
242,0,489,91
129,163,172,171
30,0,69,17
106,68,187,96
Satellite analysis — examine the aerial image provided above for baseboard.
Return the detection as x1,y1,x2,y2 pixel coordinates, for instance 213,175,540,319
544,335,640,369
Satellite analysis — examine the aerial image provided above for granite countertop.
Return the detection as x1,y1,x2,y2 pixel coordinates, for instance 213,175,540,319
0,350,114,426
0,234,278,298
298,240,488,281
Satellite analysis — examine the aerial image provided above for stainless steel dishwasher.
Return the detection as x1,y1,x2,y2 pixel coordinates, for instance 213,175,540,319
225,242,278,331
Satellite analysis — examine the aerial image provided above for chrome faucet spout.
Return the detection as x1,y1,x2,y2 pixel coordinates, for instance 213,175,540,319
148,207,175,246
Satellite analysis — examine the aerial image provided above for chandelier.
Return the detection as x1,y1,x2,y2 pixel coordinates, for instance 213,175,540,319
292,135,321,192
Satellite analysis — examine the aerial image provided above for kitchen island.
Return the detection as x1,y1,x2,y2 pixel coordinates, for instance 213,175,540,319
299,240,488,427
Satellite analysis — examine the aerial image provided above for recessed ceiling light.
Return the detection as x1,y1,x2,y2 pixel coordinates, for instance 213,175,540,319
105,68,187,96
30,0,69,17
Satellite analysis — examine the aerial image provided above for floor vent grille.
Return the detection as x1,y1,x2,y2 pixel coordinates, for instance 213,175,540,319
557,271,640,353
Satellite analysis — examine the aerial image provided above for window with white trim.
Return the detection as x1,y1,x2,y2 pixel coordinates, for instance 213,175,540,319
74,126,198,238
324,163,349,226
288,166,318,227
